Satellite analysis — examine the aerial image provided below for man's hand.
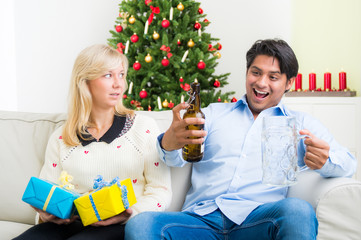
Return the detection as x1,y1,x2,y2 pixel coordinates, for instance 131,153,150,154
91,208,133,227
33,206,78,225
161,103,207,151
299,129,330,169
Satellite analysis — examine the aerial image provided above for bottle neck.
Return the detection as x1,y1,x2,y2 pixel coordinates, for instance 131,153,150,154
189,88,201,110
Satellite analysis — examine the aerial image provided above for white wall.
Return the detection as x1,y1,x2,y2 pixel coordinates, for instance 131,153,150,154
0,0,291,113
0,0,17,111
201,0,292,98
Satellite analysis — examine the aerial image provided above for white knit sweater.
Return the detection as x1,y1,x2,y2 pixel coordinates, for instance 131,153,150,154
39,114,172,217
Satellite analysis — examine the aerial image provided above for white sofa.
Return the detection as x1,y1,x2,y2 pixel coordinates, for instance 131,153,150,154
1,110,361,240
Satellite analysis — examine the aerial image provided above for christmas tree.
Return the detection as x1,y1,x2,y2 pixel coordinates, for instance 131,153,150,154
108,0,234,111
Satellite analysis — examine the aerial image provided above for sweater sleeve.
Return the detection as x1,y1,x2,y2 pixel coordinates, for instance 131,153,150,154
130,115,172,216
39,126,64,183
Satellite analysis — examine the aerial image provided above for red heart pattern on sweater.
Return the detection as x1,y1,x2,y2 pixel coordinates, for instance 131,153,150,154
52,163,57,167
157,203,161,207
84,151,89,154
133,179,137,184
154,162,159,167
59,136,62,139
146,130,150,133
117,145,121,148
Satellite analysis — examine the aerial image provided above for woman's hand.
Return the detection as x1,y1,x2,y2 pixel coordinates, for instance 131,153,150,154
91,208,133,227
33,206,78,225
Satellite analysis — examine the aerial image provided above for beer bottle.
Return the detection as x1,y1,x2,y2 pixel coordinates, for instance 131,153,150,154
182,79,205,162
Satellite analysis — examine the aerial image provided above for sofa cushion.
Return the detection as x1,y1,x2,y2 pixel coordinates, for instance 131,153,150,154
0,111,66,224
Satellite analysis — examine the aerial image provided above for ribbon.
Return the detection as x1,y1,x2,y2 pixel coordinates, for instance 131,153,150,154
160,45,173,58
43,185,56,211
116,43,125,54
145,0,152,5
89,194,102,221
59,171,74,190
148,6,160,25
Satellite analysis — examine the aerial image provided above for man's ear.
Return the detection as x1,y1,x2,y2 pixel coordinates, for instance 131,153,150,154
285,77,296,93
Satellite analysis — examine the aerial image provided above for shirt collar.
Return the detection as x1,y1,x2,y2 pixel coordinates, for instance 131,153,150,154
79,115,126,146
232,94,290,116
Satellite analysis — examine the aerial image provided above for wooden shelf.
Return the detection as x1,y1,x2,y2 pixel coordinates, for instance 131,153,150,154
285,90,356,97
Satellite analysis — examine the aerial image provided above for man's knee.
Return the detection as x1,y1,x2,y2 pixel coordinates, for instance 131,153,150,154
280,198,316,220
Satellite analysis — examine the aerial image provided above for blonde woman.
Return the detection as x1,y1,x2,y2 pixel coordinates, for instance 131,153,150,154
14,44,172,240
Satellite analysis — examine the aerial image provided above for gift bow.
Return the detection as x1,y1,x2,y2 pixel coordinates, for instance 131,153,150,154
148,5,160,25
90,175,130,221
59,171,74,190
116,43,126,54
160,45,173,58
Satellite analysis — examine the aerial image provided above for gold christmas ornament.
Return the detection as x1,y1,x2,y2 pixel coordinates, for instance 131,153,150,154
214,52,221,59
187,39,195,48
129,15,136,24
162,99,169,108
153,31,160,40
145,53,153,63
224,100,229,103
177,2,184,11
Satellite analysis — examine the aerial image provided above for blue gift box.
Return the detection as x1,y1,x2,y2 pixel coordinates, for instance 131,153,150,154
22,177,80,219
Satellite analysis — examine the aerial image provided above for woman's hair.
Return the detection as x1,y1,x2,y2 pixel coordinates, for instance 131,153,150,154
62,44,134,146
246,39,299,81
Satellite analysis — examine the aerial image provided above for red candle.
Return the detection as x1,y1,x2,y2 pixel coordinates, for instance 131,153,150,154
309,73,316,91
339,71,347,90
295,73,302,91
324,72,331,91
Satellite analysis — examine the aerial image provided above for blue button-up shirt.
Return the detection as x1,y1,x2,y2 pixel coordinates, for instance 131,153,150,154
157,95,356,225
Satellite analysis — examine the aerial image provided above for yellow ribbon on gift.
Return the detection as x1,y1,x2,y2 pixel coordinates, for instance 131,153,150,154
43,185,56,211
42,171,74,211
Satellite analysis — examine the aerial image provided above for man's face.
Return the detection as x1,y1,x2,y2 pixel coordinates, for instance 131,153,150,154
245,55,295,118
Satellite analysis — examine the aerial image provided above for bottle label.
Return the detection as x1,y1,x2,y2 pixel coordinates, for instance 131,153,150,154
201,142,204,153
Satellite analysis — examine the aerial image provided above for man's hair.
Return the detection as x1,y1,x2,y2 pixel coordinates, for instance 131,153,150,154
246,39,299,81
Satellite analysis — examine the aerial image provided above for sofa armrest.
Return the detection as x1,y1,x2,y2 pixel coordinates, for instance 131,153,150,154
288,170,361,240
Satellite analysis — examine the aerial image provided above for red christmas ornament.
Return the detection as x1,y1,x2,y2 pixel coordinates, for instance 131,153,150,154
161,19,170,28
133,61,141,70
194,21,201,30
179,77,184,82
213,79,220,88
208,44,212,50
198,8,203,14
217,43,222,50
183,83,191,91
204,19,209,23
130,100,135,105
139,89,148,99
123,94,127,99
131,34,139,43
197,60,206,70
168,101,174,108
115,25,123,32
217,97,221,102
161,57,170,67
231,97,237,102
177,39,181,46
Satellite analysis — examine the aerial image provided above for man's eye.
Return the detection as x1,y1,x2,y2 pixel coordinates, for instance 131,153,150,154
252,71,260,76
270,75,278,81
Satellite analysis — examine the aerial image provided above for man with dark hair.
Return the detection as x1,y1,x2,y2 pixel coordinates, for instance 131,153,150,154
125,39,356,239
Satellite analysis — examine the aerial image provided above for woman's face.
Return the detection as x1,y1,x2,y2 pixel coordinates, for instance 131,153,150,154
87,64,125,111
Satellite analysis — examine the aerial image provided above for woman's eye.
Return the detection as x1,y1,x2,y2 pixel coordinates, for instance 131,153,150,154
119,73,124,78
104,74,111,78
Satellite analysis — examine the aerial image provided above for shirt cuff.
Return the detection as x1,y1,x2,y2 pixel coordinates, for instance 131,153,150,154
156,133,186,167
